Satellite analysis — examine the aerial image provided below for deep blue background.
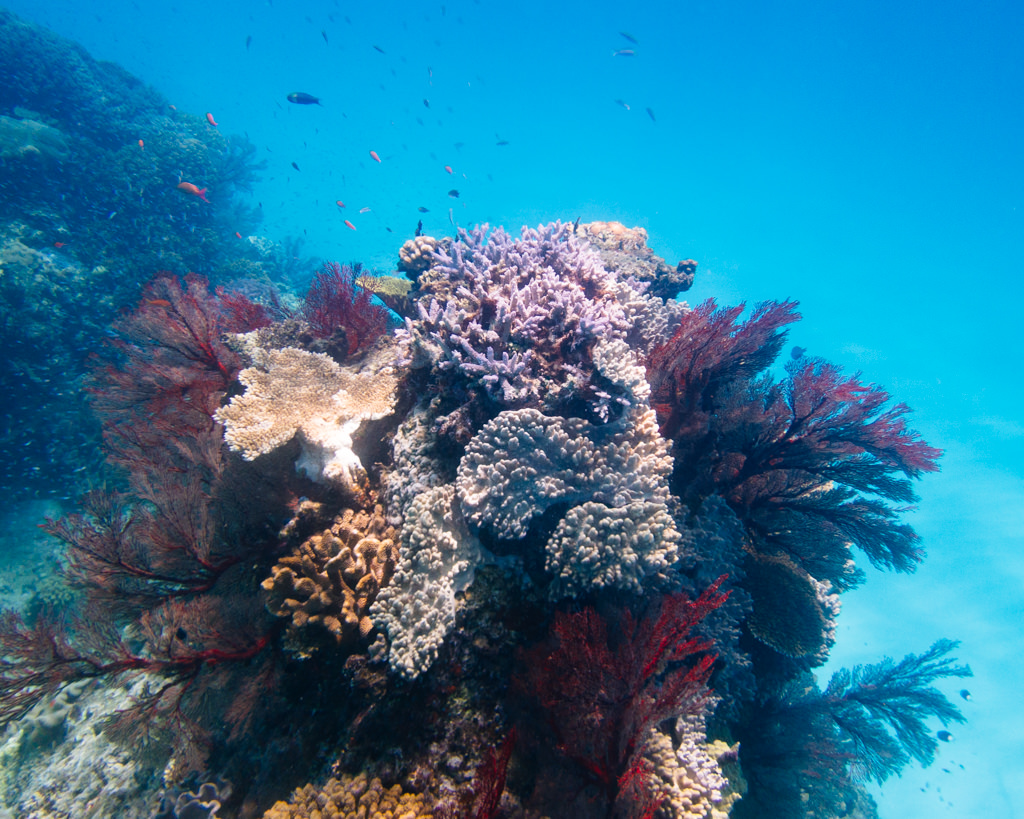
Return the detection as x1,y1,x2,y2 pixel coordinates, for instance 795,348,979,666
4,1,1022,813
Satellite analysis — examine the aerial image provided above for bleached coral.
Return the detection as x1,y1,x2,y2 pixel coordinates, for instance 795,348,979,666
370,485,483,678
213,346,398,491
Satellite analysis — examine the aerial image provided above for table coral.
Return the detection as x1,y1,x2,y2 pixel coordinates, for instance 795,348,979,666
214,346,399,492
262,507,399,650
262,773,432,819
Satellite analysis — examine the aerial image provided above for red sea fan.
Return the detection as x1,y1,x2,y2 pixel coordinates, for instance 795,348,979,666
521,577,729,817
302,261,390,355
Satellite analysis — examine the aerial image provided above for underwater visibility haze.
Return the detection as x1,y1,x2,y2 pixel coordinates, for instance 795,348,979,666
0,1,1022,817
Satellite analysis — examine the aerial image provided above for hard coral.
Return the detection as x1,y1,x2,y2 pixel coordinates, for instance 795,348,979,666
262,773,432,819
262,507,399,650
214,345,400,493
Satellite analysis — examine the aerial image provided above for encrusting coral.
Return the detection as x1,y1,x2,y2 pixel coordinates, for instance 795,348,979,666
262,773,432,819
262,507,399,650
214,345,400,492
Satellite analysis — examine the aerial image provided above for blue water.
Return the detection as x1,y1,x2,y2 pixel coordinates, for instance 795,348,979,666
2,0,1022,815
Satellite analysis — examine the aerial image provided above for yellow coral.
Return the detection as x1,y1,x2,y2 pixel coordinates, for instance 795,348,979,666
356,274,413,297
262,773,432,819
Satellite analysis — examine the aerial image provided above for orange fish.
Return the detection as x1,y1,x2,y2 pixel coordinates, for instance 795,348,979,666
335,200,345,207
370,150,381,163
146,299,172,308
177,182,209,202
444,165,452,174
138,139,144,150
53,242,66,248
235,231,243,239
344,219,356,230
206,112,218,126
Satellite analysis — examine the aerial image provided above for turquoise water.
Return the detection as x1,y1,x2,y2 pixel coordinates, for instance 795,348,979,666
1,1,1021,816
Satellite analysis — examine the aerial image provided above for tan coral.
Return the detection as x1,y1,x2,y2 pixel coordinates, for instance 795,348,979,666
262,772,432,819
262,507,399,649
397,235,438,276
580,220,650,253
213,346,400,492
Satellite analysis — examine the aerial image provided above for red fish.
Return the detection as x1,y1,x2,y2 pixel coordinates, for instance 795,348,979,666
53,242,67,248
370,150,381,163
444,165,452,174
344,219,356,230
335,200,345,207
138,139,144,150
206,112,218,126
146,299,172,308
177,182,209,202
235,231,243,239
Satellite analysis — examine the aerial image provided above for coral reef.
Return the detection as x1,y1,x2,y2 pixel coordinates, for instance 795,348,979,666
262,507,399,650
262,773,432,819
578,220,696,299
215,345,400,493
397,235,440,278
370,485,484,678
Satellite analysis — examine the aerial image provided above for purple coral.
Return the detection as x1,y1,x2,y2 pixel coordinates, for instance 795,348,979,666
399,222,632,411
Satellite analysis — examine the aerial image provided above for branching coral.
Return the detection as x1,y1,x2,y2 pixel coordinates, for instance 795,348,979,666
262,507,399,650
214,346,399,492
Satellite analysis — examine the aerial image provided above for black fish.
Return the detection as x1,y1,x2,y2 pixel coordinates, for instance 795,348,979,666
373,44,386,53
321,30,328,45
937,730,954,742
646,107,656,122
418,206,429,212
791,346,807,360
288,92,322,105
614,99,630,110
496,140,509,146
415,220,423,236
246,34,252,51
448,189,460,198
423,99,430,108
291,162,300,171
573,216,581,233
620,31,638,44
959,689,972,701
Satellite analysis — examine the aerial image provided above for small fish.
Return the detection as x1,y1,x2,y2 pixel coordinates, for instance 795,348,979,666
138,139,144,149
418,206,429,212
572,216,581,233
373,44,385,54
612,49,635,57
646,107,656,122
614,99,630,110
235,231,243,239
146,299,172,307
444,165,453,174
496,139,509,146
370,150,381,162
415,220,423,236
291,161,300,171
206,112,218,126
53,242,67,248
959,689,972,701
791,346,807,360
176,627,188,641
423,99,430,108
176,182,209,202
448,207,455,227
448,189,459,198
246,34,252,50
335,200,345,207
321,29,328,44
287,92,322,105
937,730,954,742
386,227,392,233
619,31,638,44
344,219,356,230
359,207,371,213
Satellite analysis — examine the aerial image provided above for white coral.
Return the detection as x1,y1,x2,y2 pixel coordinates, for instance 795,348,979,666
213,347,398,492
